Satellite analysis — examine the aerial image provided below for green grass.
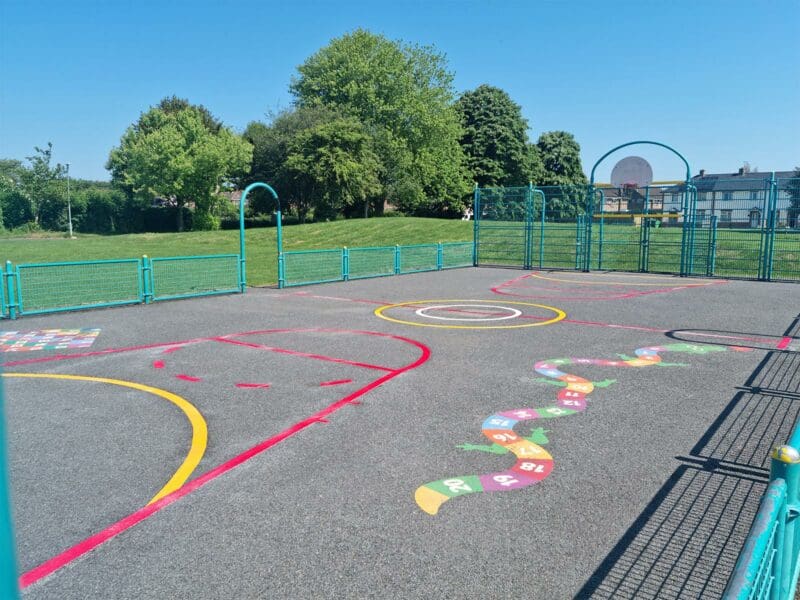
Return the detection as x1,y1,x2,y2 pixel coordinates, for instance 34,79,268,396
0,218,473,286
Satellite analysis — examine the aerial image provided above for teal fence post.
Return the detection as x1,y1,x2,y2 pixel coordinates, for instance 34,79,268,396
4,262,17,320
771,445,800,599
472,184,480,266
535,188,546,269
575,215,584,270
707,216,718,276
584,185,594,272
524,183,533,270
394,245,401,274
436,242,443,270
278,252,286,288
596,189,605,270
763,173,777,281
0,376,20,600
342,247,349,281
141,255,153,304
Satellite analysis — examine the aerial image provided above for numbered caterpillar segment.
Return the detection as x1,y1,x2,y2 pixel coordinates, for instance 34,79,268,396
414,343,742,515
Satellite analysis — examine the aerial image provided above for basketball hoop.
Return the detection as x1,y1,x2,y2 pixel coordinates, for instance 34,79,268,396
611,156,654,189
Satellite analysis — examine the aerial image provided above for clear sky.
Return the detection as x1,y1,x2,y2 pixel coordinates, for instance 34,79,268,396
1,0,798,183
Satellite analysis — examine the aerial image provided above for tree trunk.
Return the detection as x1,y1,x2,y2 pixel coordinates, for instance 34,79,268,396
176,201,184,232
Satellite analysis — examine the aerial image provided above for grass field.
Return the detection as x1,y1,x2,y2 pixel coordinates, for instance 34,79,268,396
0,218,474,286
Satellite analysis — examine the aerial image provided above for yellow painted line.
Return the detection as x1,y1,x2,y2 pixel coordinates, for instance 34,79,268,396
374,299,565,330
529,273,716,287
3,372,207,504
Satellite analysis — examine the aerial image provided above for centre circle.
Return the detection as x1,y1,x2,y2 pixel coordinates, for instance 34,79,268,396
374,299,566,330
415,304,522,322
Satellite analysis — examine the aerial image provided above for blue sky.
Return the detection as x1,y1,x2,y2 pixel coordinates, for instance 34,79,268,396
1,0,798,183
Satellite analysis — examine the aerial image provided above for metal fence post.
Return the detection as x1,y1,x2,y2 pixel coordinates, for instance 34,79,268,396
472,185,480,267
584,185,594,272
707,216,718,276
342,247,349,281
4,262,17,320
524,183,533,270
771,446,800,599
141,255,153,304
0,376,20,600
394,245,401,275
436,242,443,271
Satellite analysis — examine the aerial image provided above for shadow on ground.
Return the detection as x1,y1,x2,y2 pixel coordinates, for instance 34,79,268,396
577,315,800,599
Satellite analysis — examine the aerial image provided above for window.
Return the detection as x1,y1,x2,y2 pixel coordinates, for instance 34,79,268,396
723,192,732,201
721,210,732,222
696,209,706,219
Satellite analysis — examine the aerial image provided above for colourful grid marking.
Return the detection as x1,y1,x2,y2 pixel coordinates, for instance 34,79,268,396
0,328,101,352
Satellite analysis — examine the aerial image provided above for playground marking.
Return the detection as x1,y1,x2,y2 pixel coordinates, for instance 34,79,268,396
375,299,566,330
1,373,207,505
415,304,522,322
415,343,752,515
528,272,720,287
14,328,431,589
0,328,101,352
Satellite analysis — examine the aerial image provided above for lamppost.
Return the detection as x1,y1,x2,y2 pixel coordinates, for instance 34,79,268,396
65,163,74,238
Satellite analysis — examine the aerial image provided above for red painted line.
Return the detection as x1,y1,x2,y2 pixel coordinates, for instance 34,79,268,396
235,382,271,389
319,379,353,387
175,374,201,382
161,346,185,354
18,329,430,588
778,337,793,350
152,360,165,369
3,339,206,368
213,337,394,372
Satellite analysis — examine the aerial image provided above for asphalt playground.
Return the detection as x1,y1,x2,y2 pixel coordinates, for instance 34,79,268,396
4,266,799,599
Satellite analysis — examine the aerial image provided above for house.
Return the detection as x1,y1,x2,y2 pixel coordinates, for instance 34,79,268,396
663,168,799,228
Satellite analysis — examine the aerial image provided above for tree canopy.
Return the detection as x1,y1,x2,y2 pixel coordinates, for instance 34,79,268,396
536,131,587,186
289,29,470,215
456,84,543,187
107,99,252,230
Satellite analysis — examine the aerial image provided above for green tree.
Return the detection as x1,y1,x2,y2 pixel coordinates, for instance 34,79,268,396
536,131,587,186
535,131,588,220
456,85,542,187
290,29,470,215
244,105,341,221
19,143,65,226
284,116,382,220
108,101,252,230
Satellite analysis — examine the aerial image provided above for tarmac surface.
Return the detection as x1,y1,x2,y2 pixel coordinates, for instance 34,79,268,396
4,267,799,599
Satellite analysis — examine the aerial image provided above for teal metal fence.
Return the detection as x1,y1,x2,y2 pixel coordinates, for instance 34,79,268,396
15,259,142,316
0,254,244,319
473,177,800,282
149,255,240,301
724,441,800,599
281,242,473,288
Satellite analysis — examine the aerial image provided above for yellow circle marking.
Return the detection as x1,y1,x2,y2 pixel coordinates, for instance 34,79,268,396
3,372,207,504
374,299,566,329
529,272,717,287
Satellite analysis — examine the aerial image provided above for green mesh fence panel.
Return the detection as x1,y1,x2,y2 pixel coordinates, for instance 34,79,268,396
348,247,395,279
398,244,438,273
475,186,529,267
772,178,800,282
150,255,240,301
536,185,590,270
441,242,473,269
283,250,343,286
16,260,142,315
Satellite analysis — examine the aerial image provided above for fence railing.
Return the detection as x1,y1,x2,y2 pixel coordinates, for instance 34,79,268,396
0,254,243,319
281,242,473,288
724,440,800,599
474,178,800,282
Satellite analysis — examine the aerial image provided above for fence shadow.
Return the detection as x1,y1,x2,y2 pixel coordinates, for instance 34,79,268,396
576,315,800,599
